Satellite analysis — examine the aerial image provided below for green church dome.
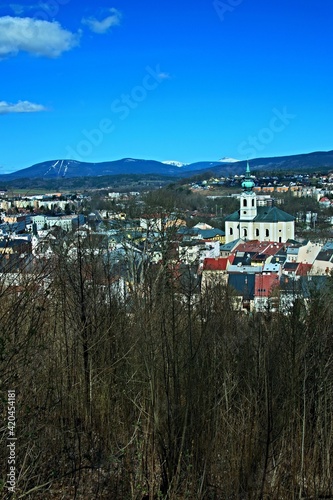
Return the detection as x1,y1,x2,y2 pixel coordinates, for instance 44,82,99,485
242,161,255,191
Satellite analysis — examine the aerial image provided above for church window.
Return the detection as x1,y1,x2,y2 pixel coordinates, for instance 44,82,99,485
255,228,259,237
243,228,248,237
252,199,255,207
265,229,269,237
243,199,247,207
230,227,233,235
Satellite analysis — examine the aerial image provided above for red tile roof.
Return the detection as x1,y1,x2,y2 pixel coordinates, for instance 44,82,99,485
296,263,312,276
254,273,280,297
234,240,284,256
203,255,234,271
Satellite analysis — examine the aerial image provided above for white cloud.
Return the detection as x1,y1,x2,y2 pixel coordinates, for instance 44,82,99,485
158,72,171,80
9,4,25,15
82,8,121,34
0,16,80,58
7,4,40,15
0,100,47,114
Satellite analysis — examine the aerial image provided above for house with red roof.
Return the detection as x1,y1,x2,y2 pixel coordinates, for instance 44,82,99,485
296,263,312,276
319,197,331,208
201,255,234,290
254,263,281,312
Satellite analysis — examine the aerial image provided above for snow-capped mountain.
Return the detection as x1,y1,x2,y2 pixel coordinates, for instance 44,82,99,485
162,160,188,167
219,157,239,163
2,150,333,181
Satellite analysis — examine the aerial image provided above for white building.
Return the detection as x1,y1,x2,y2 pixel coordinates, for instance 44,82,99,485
225,162,295,244
31,214,84,231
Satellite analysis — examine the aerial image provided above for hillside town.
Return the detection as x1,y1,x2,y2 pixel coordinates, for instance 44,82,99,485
1,164,333,314
3,1,333,497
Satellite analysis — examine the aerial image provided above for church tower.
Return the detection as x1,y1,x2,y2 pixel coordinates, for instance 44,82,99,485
240,160,257,221
224,160,295,244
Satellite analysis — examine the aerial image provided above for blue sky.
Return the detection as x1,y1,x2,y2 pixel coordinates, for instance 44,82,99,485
0,0,332,172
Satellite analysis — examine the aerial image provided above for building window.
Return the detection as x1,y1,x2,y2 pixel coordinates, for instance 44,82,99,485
265,229,269,237
230,227,233,235
255,228,259,237
243,228,248,238
252,199,255,207
243,199,247,207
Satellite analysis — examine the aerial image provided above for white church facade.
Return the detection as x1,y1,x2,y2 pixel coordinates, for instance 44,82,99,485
225,162,295,244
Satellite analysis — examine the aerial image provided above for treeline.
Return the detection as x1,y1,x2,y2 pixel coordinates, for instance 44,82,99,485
0,173,176,192
142,187,239,217
1,240,333,498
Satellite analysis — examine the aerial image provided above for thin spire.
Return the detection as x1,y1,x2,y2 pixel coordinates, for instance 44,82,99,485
246,159,251,177
241,160,255,192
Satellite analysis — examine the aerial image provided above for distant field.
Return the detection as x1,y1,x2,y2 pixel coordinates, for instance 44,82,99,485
4,188,69,196
193,187,239,197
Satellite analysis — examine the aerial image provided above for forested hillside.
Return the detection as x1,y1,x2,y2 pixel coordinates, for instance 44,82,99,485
1,233,333,499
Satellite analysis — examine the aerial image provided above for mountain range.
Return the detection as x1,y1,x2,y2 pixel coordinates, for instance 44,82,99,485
1,150,333,181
